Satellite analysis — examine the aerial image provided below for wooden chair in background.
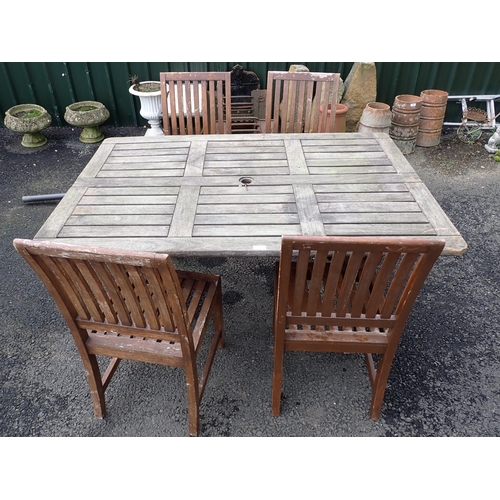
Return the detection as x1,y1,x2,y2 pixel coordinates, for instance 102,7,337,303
264,71,341,133
160,71,232,135
272,235,444,420
13,239,225,436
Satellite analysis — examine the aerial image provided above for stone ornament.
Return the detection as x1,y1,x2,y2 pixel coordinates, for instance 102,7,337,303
4,104,52,147
64,101,110,143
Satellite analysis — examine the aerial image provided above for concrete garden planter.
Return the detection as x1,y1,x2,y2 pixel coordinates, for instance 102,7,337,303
64,100,110,143
4,104,52,147
129,81,162,136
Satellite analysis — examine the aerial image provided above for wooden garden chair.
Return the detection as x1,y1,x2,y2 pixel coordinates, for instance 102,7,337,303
264,71,341,133
160,71,232,135
13,238,225,436
272,235,445,420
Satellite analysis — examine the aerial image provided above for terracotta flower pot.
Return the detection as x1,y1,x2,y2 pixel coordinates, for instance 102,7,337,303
358,102,392,134
416,89,449,147
389,94,423,154
319,103,349,132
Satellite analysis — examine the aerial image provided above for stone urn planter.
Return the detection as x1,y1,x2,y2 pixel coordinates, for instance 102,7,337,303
64,100,110,143
129,80,162,136
4,104,52,147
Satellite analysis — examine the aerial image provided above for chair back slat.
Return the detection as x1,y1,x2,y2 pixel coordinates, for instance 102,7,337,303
265,71,341,133
14,240,190,342
142,267,175,331
74,260,114,323
278,236,445,332
38,255,90,321
160,72,231,135
125,265,160,330
91,261,131,324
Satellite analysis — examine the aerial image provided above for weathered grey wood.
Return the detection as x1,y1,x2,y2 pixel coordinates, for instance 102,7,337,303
66,214,172,226
198,194,296,204
195,213,300,225
316,192,415,202
284,140,308,174
80,195,177,205
318,201,423,213
322,224,436,236
308,166,397,175
314,183,409,193
85,186,179,196
184,140,206,177
59,225,170,237
293,184,326,235
197,203,297,214
112,141,191,150
35,187,87,237
106,155,188,162
34,132,468,256
98,169,185,178
168,185,200,237
73,205,175,215
193,225,302,237
321,212,430,224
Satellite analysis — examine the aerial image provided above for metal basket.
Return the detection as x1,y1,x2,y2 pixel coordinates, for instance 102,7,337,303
464,107,487,121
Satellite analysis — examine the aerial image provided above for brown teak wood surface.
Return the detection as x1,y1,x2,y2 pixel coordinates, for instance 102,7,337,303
160,72,231,135
265,71,341,133
34,132,467,257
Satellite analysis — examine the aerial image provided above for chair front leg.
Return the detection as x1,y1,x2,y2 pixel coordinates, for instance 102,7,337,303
272,326,285,416
369,352,396,420
184,364,201,436
84,355,106,419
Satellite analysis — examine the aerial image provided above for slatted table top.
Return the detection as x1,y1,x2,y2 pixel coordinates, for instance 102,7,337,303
34,132,467,256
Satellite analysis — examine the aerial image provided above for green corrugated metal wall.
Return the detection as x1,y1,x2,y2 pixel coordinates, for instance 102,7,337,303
1,62,499,127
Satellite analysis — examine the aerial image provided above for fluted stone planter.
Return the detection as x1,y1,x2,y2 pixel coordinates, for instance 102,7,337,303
64,101,110,143
129,81,162,136
4,104,52,147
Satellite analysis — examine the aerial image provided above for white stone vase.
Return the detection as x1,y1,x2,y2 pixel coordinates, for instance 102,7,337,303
129,81,162,136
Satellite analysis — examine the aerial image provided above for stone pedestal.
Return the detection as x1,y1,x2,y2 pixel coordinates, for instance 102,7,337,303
341,62,377,132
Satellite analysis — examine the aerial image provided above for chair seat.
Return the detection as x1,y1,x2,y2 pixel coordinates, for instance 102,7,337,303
85,271,219,366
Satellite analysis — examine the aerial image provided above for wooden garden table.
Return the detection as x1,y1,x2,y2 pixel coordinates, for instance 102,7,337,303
34,132,467,256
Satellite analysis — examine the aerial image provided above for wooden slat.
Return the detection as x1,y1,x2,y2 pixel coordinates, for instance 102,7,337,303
197,203,297,214
193,225,302,237
72,205,175,215
66,214,172,226
322,224,436,236
168,185,200,237
59,226,171,237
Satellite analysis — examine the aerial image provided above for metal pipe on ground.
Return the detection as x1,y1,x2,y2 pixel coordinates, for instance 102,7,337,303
22,193,66,203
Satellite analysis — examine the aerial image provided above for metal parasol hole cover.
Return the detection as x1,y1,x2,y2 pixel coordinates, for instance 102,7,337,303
239,176,254,186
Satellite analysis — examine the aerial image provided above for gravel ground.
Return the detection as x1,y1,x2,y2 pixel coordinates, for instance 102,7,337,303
0,125,497,492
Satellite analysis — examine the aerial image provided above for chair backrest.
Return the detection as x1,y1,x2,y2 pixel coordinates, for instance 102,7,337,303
276,236,445,340
13,239,195,352
264,71,341,133
160,71,232,135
